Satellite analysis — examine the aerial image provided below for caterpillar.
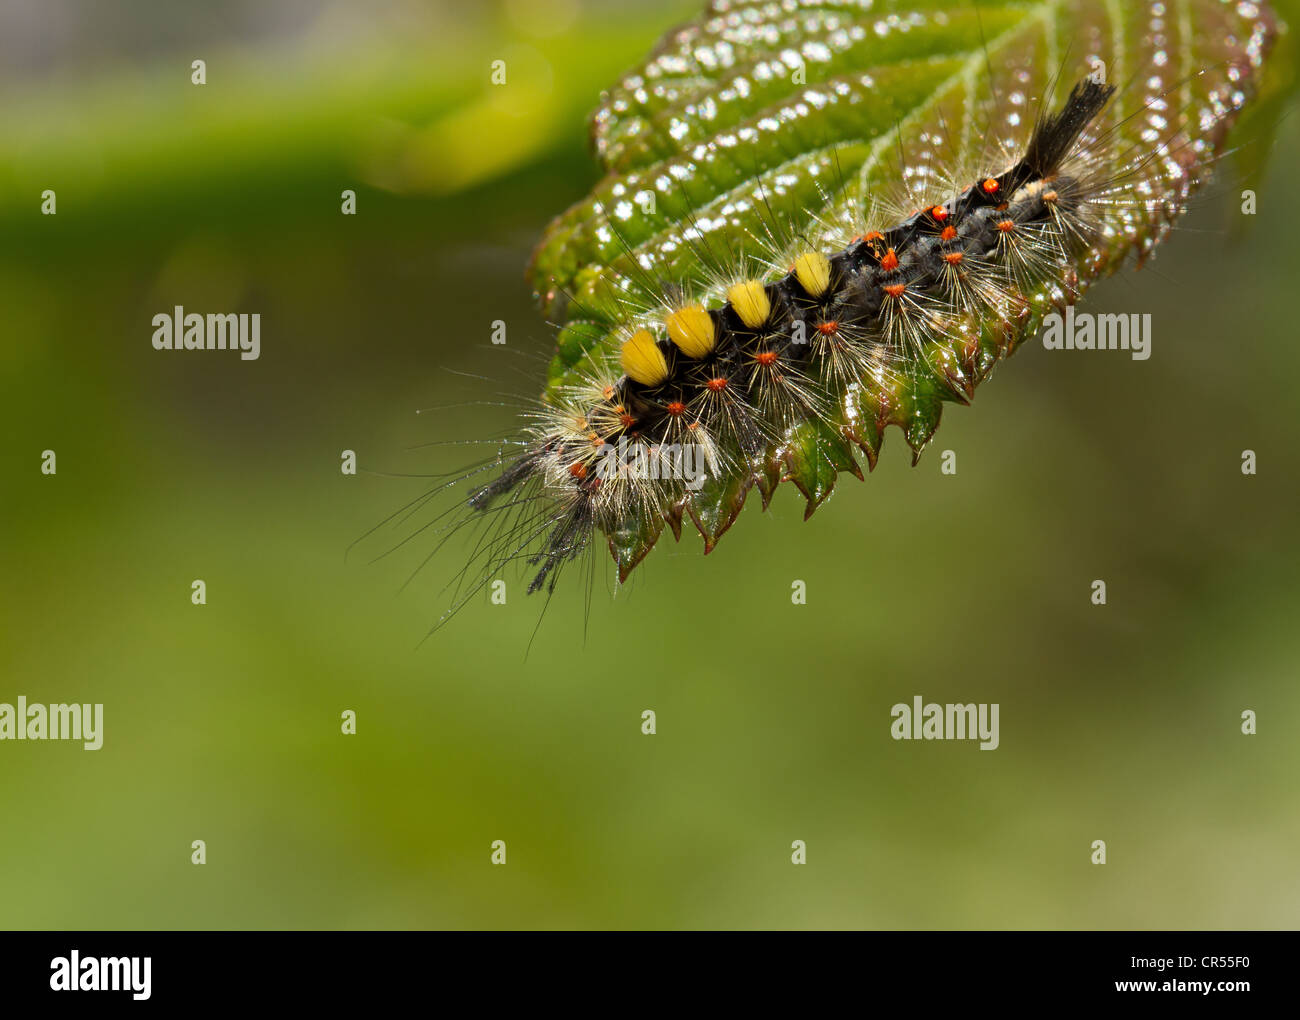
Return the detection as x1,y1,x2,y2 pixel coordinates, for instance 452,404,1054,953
384,0,1276,630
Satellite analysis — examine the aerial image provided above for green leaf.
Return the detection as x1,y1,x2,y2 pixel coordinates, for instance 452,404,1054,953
529,0,1278,566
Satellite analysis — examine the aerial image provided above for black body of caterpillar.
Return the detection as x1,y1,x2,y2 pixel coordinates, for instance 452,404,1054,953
471,78,1116,594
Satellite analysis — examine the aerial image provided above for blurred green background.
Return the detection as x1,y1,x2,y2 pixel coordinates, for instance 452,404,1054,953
2,0,1298,930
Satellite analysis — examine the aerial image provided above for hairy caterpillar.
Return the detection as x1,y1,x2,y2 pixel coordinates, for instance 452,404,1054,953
379,0,1276,630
